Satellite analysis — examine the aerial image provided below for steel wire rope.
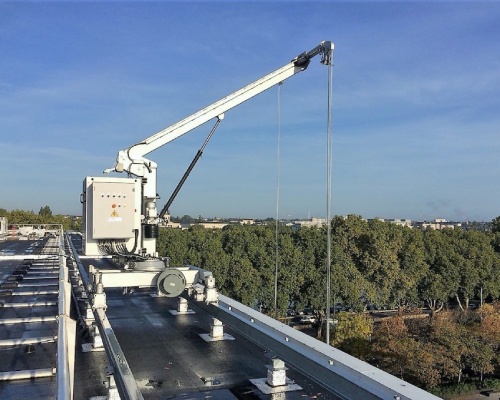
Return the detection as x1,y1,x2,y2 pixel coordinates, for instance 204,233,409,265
274,83,282,319
325,61,334,345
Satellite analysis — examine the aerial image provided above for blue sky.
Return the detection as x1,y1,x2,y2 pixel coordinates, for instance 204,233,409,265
1,1,499,222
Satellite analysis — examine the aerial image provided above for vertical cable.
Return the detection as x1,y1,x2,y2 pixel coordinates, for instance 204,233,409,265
325,63,334,345
274,83,282,319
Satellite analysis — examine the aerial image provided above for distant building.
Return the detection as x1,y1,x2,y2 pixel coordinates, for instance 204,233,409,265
382,218,414,228
292,217,327,230
417,218,462,230
198,222,228,229
160,215,468,232
369,217,464,230
161,220,182,229
369,217,410,225
161,220,228,230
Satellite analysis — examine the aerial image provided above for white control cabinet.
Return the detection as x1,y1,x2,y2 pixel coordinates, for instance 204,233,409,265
82,177,142,255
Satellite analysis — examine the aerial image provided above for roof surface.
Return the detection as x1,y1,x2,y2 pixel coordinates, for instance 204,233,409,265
1,237,338,399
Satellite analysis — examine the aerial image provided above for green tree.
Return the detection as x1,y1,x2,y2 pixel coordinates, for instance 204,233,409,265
270,230,306,315
329,311,373,359
357,219,403,308
465,338,495,382
468,231,500,304
491,232,500,253
420,229,460,313
9,209,41,225
224,256,261,305
197,228,231,289
393,227,427,308
446,229,497,310
179,214,194,224
330,215,374,311
38,205,53,217
491,216,500,234
157,227,189,266
221,225,269,306
293,225,327,311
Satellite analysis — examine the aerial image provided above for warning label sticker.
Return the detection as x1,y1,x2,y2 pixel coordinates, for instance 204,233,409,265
108,210,122,222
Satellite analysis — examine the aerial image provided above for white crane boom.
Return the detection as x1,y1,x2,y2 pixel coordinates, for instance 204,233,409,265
97,40,333,260
124,62,307,162
105,41,333,182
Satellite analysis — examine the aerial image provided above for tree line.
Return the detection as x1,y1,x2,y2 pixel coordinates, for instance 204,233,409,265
157,215,500,314
0,207,81,231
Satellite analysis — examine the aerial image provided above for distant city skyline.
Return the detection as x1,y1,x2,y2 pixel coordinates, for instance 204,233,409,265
1,2,500,222
2,208,496,225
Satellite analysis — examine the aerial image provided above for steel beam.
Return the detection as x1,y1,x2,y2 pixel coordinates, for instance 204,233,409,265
0,316,57,325
0,368,56,381
0,301,57,307
0,336,57,346
10,290,58,295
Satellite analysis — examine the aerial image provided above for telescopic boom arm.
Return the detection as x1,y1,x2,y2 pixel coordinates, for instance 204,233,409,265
102,40,333,258
104,41,334,183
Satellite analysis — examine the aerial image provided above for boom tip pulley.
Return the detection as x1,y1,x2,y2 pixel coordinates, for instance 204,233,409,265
293,40,334,69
